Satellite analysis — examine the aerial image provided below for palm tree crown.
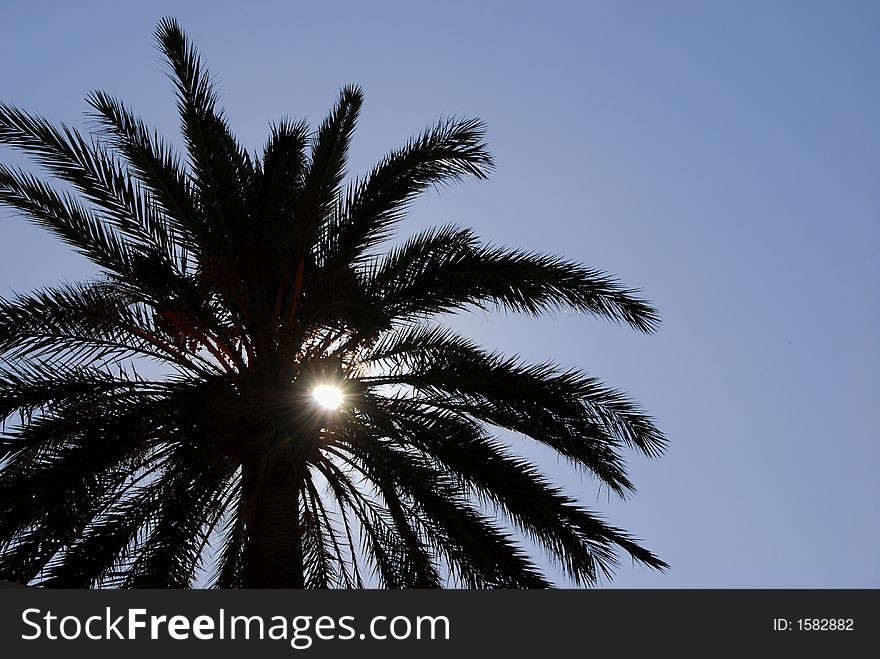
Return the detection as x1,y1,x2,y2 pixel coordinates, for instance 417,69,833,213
0,18,667,588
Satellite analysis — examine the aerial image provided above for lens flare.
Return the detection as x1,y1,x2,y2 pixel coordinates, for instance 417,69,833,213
312,384,343,410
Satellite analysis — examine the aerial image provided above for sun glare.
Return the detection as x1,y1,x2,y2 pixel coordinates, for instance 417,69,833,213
312,384,343,410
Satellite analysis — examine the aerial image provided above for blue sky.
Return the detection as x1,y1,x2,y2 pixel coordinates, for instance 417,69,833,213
1,0,878,587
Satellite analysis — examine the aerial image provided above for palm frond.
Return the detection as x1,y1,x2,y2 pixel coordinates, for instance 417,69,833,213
0,164,136,273
123,454,234,588
257,119,309,244
363,224,660,331
334,430,551,588
38,477,171,588
86,90,201,251
318,117,493,269
365,401,667,581
0,103,176,261
154,17,253,254
299,85,363,240
361,324,667,463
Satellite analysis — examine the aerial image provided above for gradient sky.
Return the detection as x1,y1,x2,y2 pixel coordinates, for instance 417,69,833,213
1,0,877,588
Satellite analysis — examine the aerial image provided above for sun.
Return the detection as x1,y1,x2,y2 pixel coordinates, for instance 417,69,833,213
312,384,344,410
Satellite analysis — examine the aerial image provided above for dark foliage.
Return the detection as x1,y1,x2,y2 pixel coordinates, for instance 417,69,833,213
0,18,667,588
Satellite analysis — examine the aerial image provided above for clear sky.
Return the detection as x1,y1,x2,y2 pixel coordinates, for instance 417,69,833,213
1,0,877,588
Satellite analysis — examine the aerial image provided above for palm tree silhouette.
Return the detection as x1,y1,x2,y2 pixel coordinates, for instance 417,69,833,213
0,18,667,588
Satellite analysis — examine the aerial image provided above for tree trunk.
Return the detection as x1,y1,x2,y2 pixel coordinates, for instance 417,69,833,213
241,454,304,588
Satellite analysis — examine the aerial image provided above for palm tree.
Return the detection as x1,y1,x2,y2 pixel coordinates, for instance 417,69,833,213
0,18,667,588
